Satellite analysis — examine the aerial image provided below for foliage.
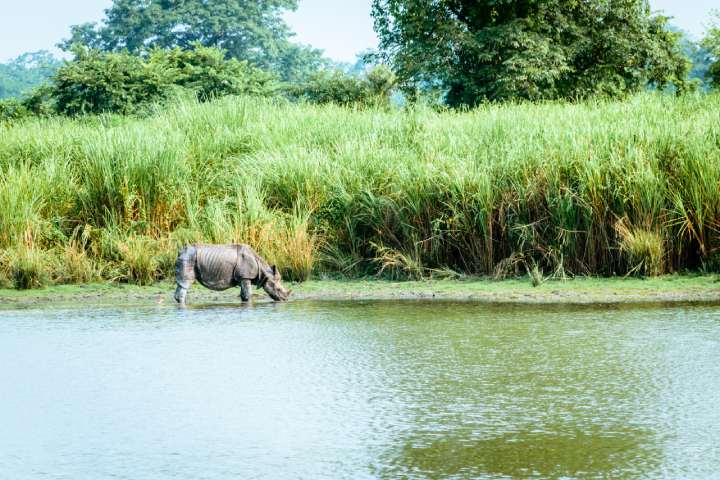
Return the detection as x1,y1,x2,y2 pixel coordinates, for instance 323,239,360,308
271,42,332,84
59,0,327,84
46,45,275,115
668,26,712,91
372,0,691,105
289,65,396,106
0,85,56,122
0,51,63,99
0,94,719,288
52,47,174,116
615,218,665,276
149,45,276,101
0,245,52,289
0,98,30,122
702,11,720,88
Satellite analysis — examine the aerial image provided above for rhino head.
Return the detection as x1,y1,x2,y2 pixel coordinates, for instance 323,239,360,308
261,265,291,301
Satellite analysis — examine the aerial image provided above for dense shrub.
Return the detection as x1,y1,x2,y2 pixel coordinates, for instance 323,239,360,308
0,98,30,122
0,85,56,122
47,45,277,116
149,45,276,101
289,65,396,106
52,48,174,115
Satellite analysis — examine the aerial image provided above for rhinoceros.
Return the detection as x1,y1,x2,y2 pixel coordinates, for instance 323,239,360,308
174,244,290,304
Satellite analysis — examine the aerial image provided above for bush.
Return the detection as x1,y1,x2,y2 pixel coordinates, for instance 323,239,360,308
21,84,56,117
0,85,56,122
42,45,277,116
365,65,397,100
51,47,174,116
0,98,29,122
289,65,396,107
149,45,276,101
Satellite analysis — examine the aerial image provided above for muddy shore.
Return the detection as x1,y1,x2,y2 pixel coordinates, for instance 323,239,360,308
1,275,719,307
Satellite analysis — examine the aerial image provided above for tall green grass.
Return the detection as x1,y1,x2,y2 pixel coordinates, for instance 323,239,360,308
0,93,718,287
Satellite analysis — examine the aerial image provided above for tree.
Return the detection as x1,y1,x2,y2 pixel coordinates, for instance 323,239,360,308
702,11,720,88
0,51,63,99
673,29,712,91
372,0,691,105
59,0,327,83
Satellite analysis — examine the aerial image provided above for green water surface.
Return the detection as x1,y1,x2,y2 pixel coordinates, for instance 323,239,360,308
1,301,718,479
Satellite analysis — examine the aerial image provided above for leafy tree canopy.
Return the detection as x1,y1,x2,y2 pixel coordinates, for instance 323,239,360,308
372,0,691,105
59,0,328,83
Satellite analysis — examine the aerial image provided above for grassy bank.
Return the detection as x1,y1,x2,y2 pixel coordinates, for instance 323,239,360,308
0,276,718,306
1,93,719,288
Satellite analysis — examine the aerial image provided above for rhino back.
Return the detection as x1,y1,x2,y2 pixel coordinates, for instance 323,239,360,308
234,244,262,280
195,245,239,291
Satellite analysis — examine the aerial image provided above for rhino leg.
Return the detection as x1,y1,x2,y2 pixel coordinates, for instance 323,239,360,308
175,284,189,304
240,279,252,302
175,245,197,304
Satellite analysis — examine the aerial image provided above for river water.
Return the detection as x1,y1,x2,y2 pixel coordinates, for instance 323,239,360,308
1,300,719,479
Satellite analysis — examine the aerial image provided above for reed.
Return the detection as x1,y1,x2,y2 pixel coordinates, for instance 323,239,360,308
0,244,52,289
0,93,718,287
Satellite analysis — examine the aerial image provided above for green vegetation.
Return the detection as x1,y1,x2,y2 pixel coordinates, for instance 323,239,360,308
1,93,719,289
50,45,275,115
0,51,62,100
286,65,396,107
60,0,327,84
702,11,720,88
372,0,691,104
4,1,719,123
1,46,394,120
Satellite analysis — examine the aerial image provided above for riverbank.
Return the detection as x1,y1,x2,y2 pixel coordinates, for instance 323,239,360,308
1,275,718,306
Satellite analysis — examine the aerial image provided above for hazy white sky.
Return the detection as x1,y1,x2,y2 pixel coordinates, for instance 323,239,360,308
0,0,716,63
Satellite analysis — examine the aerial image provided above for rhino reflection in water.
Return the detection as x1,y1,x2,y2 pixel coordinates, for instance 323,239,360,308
174,244,291,304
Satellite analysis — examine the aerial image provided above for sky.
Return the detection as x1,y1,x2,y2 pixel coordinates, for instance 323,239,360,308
0,0,716,63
